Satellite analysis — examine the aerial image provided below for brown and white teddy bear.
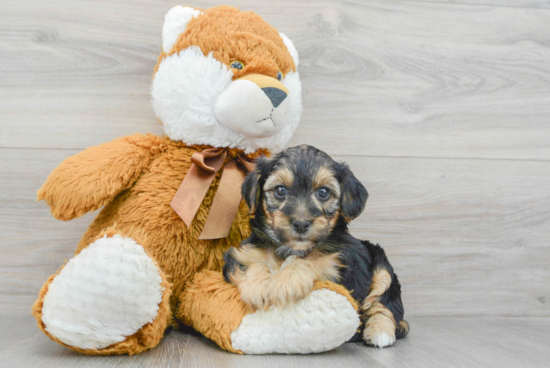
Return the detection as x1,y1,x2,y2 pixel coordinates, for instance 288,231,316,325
32,5,360,355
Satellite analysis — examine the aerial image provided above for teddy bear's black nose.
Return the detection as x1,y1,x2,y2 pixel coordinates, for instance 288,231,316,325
261,87,287,108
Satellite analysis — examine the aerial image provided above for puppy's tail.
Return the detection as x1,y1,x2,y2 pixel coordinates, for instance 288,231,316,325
395,319,409,339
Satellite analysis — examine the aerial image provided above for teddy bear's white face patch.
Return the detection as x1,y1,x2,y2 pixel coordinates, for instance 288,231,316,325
214,76,291,139
151,46,302,153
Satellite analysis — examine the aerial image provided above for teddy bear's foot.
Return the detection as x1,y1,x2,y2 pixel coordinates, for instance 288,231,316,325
32,233,172,355
179,272,360,354
231,283,360,354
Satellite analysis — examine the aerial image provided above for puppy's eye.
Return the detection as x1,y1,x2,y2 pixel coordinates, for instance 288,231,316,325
317,187,330,200
230,61,244,70
276,71,283,81
274,185,287,199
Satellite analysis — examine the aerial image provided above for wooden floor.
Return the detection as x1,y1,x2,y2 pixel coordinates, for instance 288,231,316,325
2,315,549,368
1,0,549,366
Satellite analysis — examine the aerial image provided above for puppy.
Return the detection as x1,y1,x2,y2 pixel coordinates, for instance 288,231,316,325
223,145,409,347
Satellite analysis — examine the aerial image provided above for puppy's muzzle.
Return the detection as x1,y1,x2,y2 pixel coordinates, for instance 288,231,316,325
292,219,311,234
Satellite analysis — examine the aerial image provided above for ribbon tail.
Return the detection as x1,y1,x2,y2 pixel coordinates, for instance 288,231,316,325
199,160,246,240
171,163,217,227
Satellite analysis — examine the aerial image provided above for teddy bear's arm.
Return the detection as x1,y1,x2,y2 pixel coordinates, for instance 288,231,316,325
37,134,159,221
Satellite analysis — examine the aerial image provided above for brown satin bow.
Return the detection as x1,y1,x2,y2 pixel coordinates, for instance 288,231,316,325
170,148,256,240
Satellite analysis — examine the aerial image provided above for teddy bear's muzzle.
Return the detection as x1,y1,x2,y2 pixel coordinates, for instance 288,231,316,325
214,74,291,138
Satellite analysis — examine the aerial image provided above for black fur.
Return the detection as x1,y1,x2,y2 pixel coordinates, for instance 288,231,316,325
222,248,242,282
333,162,369,221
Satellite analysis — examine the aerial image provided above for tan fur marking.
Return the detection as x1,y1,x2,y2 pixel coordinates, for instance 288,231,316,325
267,252,343,307
237,263,273,311
309,215,333,239
272,209,291,228
263,167,294,191
230,245,268,266
363,302,397,347
231,248,344,310
228,267,246,286
365,301,396,320
306,251,343,282
285,240,312,251
268,257,316,308
312,166,341,196
398,320,410,334
362,268,392,312
328,209,340,228
228,246,282,285
263,200,273,224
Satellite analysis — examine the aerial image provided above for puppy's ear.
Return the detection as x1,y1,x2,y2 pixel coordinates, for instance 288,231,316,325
335,162,368,221
242,156,271,213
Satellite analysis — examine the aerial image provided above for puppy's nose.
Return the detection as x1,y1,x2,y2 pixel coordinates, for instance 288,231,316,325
292,219,311,234
261,87,287,108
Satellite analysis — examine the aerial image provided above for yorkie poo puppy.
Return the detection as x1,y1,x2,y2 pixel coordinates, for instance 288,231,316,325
223,145,408,347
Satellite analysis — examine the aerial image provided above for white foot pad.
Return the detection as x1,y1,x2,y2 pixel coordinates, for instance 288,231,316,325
231,288,360,354
364,331,396,348
41,235,163,350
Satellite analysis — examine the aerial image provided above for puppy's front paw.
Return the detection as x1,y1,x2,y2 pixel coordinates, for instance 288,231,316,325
363,314,396,348
269,259,316,308
238,263,273,311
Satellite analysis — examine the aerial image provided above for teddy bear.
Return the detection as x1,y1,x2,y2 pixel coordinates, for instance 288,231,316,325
31,5,360,355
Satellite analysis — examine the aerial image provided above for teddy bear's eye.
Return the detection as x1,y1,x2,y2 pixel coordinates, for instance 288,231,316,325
230,61,244,70
276,71,283,81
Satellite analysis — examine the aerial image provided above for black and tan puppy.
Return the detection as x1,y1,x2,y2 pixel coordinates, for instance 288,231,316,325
223,145,408,347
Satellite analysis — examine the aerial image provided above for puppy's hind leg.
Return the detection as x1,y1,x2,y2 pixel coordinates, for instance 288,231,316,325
362,267,409,347
361,241,409,347
361,267,396,348
363,301,397,348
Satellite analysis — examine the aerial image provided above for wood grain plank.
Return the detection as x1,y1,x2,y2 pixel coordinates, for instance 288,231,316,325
1,315,549,368
345,154,550,317
409,0,550,9
1,0,550,160
1,147,549,317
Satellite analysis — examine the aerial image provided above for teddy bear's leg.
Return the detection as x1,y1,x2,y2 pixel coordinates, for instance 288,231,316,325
32,231,172,355
178,271,361,354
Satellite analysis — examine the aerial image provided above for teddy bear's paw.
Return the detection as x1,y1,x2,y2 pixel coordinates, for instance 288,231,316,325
363,313,397,348
40,235,165,350
231,288,360,354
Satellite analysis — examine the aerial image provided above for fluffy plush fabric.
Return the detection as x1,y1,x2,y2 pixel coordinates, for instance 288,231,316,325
151,6,302,153
33,229,173,355
279,33,299,68
41,235,164,350
34,134,261,354
177,270,253,354
231,287,360,354
32,5,356,355
179,272,359,354
213,75,291,139
162,6,202,53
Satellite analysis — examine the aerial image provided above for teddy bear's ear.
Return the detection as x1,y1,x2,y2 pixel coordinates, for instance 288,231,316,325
279,33,299,68
162,6,203,53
